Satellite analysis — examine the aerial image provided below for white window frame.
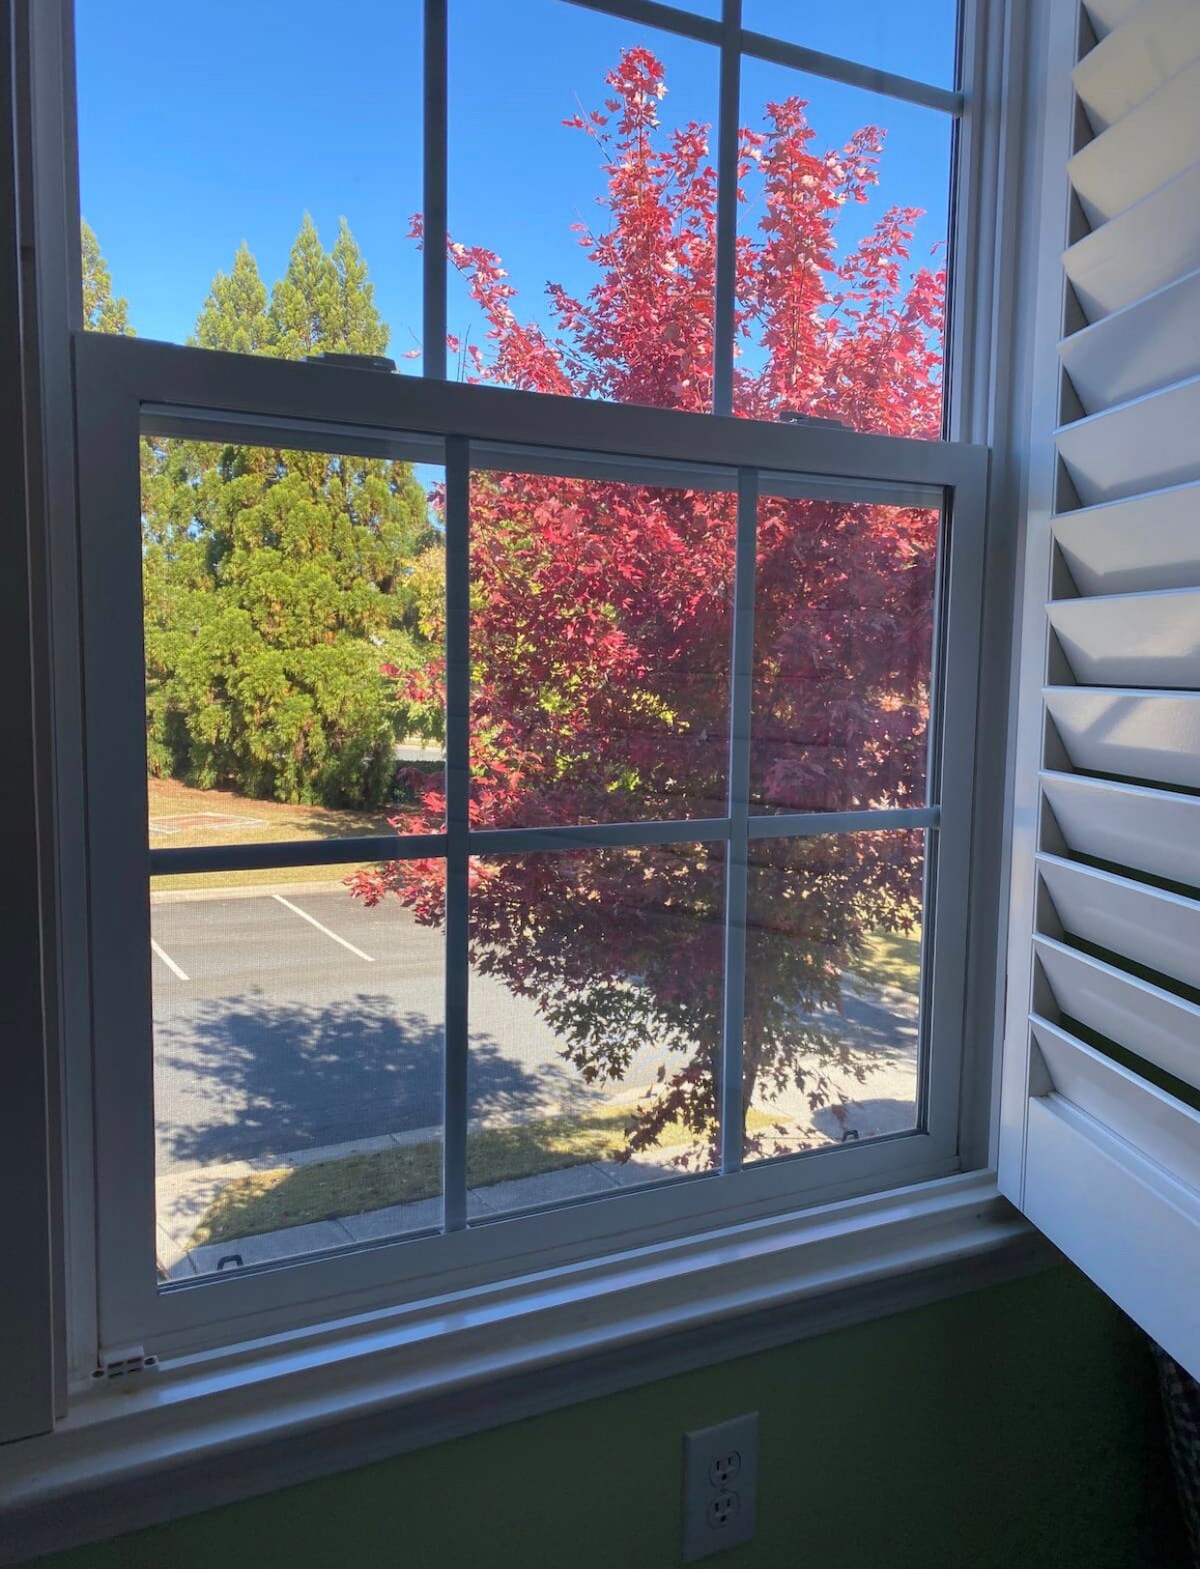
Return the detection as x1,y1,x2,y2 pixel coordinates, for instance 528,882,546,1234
1,0,1046,1552
78,331,986,1358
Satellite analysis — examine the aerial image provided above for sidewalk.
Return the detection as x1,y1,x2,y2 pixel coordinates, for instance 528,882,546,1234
157,1076,679,1280
158,1132,686,1281
157,1114,828,1282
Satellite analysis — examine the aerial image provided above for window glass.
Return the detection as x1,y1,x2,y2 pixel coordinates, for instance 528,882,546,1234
76,1,957,428
750,487,941,814
152,867,445,1282
744,0,959,91
734,58,951,437
75,0,423,366
448,0,720,410
741,831,926,1166
464,845,725,1216
141,434,445,853
142,431,448,1281
467,461,736,828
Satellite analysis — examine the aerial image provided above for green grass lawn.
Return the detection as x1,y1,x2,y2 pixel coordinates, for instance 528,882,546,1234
189,1105,776,1248
147,775,402,893
853,929,922,993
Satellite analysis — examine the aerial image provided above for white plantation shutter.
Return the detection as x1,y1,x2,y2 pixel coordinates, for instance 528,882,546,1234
1001,0,1200,1378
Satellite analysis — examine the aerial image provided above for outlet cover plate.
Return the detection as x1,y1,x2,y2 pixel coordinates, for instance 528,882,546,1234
682,1412,759,1561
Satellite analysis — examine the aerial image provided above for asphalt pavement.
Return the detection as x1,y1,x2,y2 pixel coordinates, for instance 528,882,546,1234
149,886,918,1179
150,887,671,1176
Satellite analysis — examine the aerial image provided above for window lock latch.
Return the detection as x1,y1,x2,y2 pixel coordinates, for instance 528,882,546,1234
93,1344,159,1382
304,352,397,373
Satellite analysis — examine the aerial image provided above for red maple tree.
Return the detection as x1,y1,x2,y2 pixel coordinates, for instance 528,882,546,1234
354,48,944,1161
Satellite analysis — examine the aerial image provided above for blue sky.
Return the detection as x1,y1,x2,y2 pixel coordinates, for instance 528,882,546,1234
75,0,957,367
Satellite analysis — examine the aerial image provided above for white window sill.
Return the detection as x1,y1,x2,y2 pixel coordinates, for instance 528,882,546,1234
0,1172,1051,1565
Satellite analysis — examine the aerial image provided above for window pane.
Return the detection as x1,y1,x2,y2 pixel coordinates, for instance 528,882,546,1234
448,0,720,410
734,58,951,437
744,0,959,92
741,831,926,1166
751,488,940,814
152,867,445,1282
466,844,724,1215
467,462,736,828
141,434,445,865
75,0,422,366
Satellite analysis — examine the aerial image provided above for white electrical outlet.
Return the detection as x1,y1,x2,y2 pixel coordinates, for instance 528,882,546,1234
682,1412,759,1561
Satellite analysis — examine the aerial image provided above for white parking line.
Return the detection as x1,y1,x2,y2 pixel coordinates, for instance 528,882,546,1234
272,894,375,963
150,938,189,981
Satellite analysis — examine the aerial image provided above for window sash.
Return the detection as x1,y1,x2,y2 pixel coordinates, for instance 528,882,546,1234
75,330,986,1357
416,0,962,412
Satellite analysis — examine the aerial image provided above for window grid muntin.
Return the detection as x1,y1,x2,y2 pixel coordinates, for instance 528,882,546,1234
424,0,448,382
719,467,757,1171
712,0,742,416
443,433,471,1232
558,0,962,111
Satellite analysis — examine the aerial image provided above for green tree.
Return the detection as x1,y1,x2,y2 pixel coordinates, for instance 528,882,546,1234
143,217,438,807
268,214,390,359
192,243,270,354
81,219,133,334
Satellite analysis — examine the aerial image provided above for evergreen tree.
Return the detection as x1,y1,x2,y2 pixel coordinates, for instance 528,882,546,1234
267,215,389,359
192,243,270,354
81,219,133,334
144,217,437,807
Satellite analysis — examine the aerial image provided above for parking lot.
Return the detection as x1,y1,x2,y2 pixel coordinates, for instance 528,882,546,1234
150,884,662,1176
150,882,920,1182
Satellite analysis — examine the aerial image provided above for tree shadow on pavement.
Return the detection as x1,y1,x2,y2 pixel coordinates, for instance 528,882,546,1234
154,990,583,1171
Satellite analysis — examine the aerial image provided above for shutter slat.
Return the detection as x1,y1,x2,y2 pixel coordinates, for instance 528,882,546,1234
1041,771,1200,887
1067,57,1200,226
1074,0,1200,131
1052,481,1200,596
1047,587,1200,687
1038,854,1200,989
1056,375,1200,506
1031,1016,1200,1191
1044,687,1200,789
1058,266,1200,414
1063,163,1200,321
1034,935,1200,1090
1084,0,1149,38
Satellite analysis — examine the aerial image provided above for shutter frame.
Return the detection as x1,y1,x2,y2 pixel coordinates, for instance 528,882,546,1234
1001,0,1200,1379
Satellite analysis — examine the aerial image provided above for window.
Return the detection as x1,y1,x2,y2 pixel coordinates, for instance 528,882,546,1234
58,0,994,1364
74,0,983,1363
9,0,1031,1498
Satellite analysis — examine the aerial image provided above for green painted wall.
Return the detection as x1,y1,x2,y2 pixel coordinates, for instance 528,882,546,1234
35,1266,1185,1569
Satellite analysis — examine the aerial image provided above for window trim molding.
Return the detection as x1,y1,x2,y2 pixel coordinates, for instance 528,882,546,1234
0,0,56,1452
0,1172,1051,1566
